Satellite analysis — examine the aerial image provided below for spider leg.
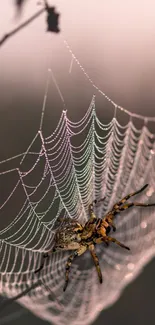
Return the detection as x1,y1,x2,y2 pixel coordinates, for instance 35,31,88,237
88,203,97,220
103,185,154,234
105,219,116,232
89,244,102,283
113,201,155,214
112,184,149,211
63,245,87,292
105,236,130,250
89,197,106,216
34,253,49,274
94,236,130,250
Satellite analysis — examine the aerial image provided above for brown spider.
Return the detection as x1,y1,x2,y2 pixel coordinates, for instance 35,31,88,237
35,184,155,291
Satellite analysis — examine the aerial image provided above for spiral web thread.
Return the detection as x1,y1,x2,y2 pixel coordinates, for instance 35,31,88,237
1,42,155,325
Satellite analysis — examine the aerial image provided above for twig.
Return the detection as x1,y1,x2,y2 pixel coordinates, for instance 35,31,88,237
0,8,45,47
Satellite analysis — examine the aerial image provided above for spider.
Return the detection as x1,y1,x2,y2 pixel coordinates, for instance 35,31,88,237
35,184,155,291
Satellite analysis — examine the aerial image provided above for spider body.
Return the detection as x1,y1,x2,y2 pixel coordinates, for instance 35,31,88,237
53,221,83,251
35,184,155,291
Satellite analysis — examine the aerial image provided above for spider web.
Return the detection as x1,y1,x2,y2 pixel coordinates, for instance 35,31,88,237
1,40,155,325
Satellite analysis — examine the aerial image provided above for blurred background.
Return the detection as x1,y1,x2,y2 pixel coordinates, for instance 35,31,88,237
0,0,155,324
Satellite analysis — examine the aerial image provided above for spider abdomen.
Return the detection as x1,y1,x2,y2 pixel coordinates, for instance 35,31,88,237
53,222,83,251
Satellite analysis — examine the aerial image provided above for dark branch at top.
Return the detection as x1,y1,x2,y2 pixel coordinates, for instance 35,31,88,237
0,1,60,47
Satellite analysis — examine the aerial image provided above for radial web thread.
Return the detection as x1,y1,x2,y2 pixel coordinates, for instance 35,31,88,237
0,43,155,325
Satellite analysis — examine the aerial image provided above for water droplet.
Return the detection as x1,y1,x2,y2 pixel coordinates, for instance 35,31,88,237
141,221,147,229
127,263,135,271
115,264,121,271
146,186,154,197
125,273,133,279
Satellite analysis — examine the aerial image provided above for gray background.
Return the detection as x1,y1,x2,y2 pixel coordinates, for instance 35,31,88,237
0,0,155,324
